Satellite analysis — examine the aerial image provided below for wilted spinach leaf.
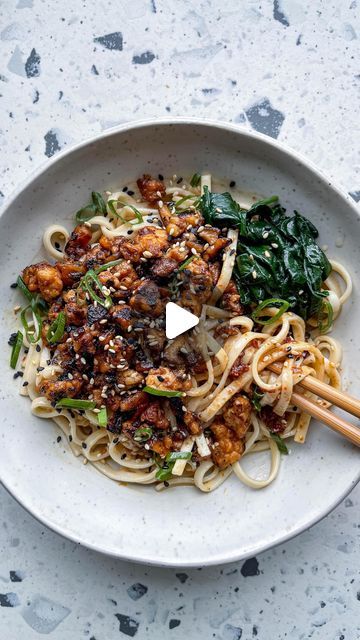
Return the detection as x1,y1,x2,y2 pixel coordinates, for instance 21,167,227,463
198,188,331,321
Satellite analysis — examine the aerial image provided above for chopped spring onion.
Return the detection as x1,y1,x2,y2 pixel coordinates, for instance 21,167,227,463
155,462,174,481
91,191,107,215
81,269,112,308
134,426,152,442
318,296,333,333
174,195,196,210
143,386,184,398
10,330,23,369
75,203,97,223
166,451,192,462
46,311,66,344
75,191,107,222
190,172,201,187
252,298,290,325
97,407,108,428
16,275,33,301
56,398,96,410
108,199,143,224
20,298,42,343
251,387,264,412
271,434,289,454
178,255,196,271
95,258,123,274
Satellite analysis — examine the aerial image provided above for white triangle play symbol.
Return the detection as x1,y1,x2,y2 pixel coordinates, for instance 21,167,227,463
165,302,199,340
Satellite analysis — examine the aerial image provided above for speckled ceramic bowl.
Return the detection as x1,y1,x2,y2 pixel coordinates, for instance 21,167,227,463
0,119,359,567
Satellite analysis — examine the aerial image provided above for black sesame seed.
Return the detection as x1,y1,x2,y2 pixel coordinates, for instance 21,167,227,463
82,442,87,449
127,230,132,235
13,371,24,379
24,348,29,354
127,190,134,196
176,177,183,184
157,375,165,382
164,481,170,487
121,453,127,460
36,366,45,372
8,332,18,346
10,282,18,289
56,436,62,443
54,242,60,249
22,381,29,387
229,180,236,188
36,344,41,352
158,174,164,181
47,359,51,365
122,186,128,192
69,435,73,442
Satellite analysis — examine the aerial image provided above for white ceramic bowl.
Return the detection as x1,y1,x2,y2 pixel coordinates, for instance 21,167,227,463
0,119,359,567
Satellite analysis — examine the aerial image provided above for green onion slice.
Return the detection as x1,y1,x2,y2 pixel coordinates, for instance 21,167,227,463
81,269,112,308
178,255,196,271
252,298,290,325
190,173,201,187
108,200,143,224
271,434,289,454
95,258,123,274
75,203,97,223
155,463,174,481
97,407,108,428
143,386,184,398
16,275,33,301
174,195,195,210
56,398,96,410
166,451,192,462
46,311,66,344
20,301,42,343
91,191,107,215
318,296,333,333
251,387,264,412
10,330,23,369
134,426,152,442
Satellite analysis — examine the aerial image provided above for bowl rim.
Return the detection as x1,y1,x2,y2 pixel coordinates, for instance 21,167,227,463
1,116,359,567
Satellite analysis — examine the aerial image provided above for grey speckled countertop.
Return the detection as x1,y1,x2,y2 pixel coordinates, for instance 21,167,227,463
0,1,359,639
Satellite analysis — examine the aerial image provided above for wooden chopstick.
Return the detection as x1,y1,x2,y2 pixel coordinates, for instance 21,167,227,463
269,363,360,420
291,392,360,447
267,363,360,447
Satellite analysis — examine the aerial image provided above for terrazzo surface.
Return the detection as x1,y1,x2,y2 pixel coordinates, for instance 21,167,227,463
0,1,359,638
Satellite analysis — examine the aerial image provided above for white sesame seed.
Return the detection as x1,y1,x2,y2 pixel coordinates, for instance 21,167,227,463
80,357,86,365
119,285,128,291
271,243,278,249
99,336,105,342
108,348,116,353
264,250,271,258
143,251,153,258
252,270,257,279
262,231,269,239
99,319,107,325
191,248,197,255
104,344,109,350
169,227,175,236
13,305,21,313
127,326,133,332
198,225,204,232
68,373,73,380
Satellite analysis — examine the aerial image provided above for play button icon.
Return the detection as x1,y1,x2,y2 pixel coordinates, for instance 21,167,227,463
165,302,199,340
